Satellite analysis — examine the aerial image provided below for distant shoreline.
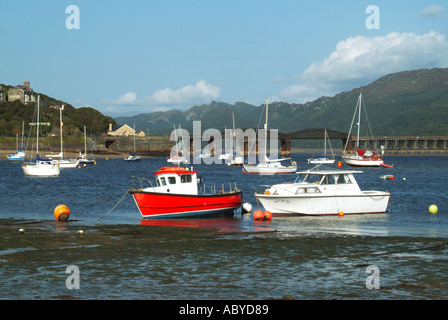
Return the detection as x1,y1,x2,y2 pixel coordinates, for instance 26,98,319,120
2,148,447,160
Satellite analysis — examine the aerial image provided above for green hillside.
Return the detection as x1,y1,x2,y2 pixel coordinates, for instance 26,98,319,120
0,87,116,136
116,67,448,136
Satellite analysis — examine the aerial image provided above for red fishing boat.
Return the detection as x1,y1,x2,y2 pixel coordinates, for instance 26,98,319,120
129,166,243,219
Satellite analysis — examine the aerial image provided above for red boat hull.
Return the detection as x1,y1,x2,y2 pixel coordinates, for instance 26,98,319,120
129,190,243,219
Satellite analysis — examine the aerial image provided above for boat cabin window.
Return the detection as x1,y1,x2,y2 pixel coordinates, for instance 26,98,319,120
168,176,176,184
180,174,192,183
159,177,167,186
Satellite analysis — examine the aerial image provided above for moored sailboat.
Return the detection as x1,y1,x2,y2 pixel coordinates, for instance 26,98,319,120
242,99,297,174
46,105,80,168
77,126,96,164
22,95,60,177
308,130,335,164
7,123,26,162
124,123,141,162
342,93,384,167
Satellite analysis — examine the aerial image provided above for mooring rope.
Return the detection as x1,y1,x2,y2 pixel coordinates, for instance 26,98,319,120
96,189,130,221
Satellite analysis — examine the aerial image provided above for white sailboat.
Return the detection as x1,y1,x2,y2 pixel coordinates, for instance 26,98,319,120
219,125,232,161
342,93,384,167
77,126,96,164
228,112,243,166
22,95,60,177
7,122,26,162
242,99,297,174
167,125,188,164
308,129,336,164
46,105,80,168
124,123,141,162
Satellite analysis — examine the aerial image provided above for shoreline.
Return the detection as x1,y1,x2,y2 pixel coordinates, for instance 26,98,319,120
2,149,447,160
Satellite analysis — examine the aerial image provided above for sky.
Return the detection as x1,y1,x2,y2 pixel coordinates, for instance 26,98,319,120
1,1,448,117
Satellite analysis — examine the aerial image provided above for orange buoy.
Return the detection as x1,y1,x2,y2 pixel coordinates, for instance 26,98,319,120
54,204,70,221
264,211,272,220
253,210,264,221
338,161,342,167
338,211,344,217
264,189,270,195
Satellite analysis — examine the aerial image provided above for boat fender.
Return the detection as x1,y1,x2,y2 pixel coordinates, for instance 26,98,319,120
264,190,271,195
242,202,252,213
263,211,272,220
253,210,264,221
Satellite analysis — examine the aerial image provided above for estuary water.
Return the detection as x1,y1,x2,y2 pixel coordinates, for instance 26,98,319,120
1,154,448,301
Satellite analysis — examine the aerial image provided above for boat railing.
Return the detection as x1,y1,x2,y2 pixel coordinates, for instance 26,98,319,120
130,176,155,190
199,182,240,195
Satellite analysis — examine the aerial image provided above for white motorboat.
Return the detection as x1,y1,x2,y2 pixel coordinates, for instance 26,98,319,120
255,165,390,216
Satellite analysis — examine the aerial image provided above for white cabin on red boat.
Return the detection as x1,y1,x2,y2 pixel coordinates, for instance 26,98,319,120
150,166,199,195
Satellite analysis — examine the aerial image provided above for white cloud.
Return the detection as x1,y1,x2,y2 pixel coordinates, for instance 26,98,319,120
147,80,221,105
419,5,445,19
103,92,137,105
102,80,221,116
278,31,448,102
116,92,137,105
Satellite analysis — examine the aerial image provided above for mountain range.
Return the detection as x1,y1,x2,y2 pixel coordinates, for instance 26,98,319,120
115,67,448,137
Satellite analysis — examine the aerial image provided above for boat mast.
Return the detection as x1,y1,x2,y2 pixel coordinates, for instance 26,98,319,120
324,129,327,156
133,122,136,154
232,112,236,155
84,125,87,156
60,105,64,158
36,95,40,155
21,121,24,150
264,98,268,163
356,93,362,149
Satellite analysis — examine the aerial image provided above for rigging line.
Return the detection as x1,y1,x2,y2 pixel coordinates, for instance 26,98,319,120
247,103,266,156
96,189,129,221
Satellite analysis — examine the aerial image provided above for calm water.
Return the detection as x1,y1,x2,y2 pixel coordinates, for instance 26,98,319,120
1,154,448,300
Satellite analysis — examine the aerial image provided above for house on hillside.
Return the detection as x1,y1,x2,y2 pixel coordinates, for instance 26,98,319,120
0,86,5,102
108,123,145,137
8,81,36,104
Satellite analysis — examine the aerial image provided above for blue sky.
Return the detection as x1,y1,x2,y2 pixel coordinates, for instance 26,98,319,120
1,1,447,117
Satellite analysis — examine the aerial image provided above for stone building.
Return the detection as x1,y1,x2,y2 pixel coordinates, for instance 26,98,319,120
8,81,36,104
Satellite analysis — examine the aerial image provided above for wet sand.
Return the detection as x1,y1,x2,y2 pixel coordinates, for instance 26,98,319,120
2,218,448,300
